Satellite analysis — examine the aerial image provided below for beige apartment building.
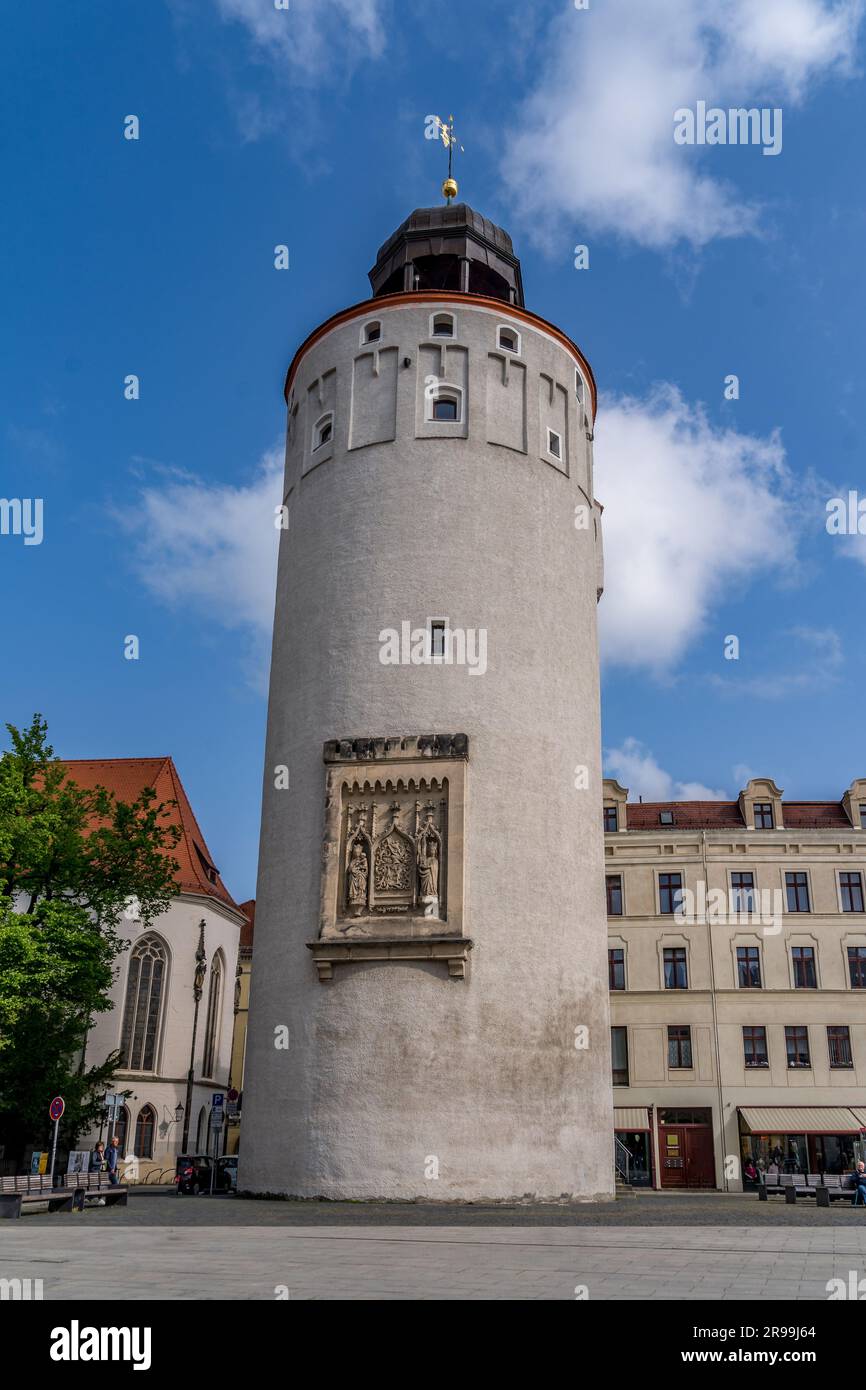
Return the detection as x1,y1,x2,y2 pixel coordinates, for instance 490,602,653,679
606,776,866,1192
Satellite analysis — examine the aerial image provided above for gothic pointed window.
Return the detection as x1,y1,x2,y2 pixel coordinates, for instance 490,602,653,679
120,935,167,1072
134,1104,156,1159
203,951,224,1079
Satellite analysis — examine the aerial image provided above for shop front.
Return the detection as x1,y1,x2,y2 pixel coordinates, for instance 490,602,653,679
739,1106,861,1182
614,1107,653,1187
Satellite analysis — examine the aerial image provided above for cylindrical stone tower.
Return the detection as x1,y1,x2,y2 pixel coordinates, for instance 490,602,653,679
240,202,613,1201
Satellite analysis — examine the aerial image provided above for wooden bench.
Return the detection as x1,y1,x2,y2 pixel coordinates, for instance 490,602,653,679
0,1171,128,1218
61,1171,129,1211
0,1173,74,1218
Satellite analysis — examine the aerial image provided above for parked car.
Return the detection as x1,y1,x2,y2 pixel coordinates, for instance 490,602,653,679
174,1154,213,1195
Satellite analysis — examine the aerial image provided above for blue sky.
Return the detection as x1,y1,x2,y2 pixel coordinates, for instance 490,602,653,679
2,0,865,902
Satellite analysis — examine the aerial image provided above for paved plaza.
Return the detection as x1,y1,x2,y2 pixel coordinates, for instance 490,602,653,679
3,1192,866,1299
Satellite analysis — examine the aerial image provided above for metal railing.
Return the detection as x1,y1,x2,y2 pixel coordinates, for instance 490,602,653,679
614,1136,632,1185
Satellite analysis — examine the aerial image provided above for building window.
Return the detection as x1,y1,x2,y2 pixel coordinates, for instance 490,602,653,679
658,872,683,916
731,871,756,913
611,1026,629,1086
429,620,446,659
603,805,618,832
575,370,585,404
134,1104,155,1159
546,428,562,460
196,1105,208,1152
203,952,223,1078
426,385,462,423
431,312,454,337
785,871,810,913
785,1025,811,1069
119,935,167,1072
313,413,333,451
737,946,762,989
609,948,625,991
663,947,688,990
840,871,865,913
848,946,866,988
497,326,520,353
828,1025,853,1069
743,1025,768,1068
363,320,381,343
667,1026,693,1069
659,810,674,826
754,802,774,829
859,804,866,829
606,874,623,916
791,946,817,989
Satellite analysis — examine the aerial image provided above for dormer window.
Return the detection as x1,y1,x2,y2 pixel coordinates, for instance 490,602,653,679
313,413,333,451
754,802,774,829
659,810,674,826
498,326,520,354
431,312,455,338
547,428,562,460
363,321,381,344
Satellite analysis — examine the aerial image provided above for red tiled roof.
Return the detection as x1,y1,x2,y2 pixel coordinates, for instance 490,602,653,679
624,800,852,831
58,757,241,911
238,898,255,951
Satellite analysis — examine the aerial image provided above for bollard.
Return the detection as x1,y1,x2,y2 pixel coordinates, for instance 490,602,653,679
817,1186,830,1208
785,1185,797,1204
758,1183,768,1202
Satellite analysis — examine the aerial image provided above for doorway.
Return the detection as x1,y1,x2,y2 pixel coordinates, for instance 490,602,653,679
659,1109,715,1188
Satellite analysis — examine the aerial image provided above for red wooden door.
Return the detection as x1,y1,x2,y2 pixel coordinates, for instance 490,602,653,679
661,1126,687,1186
684,1126,715,1188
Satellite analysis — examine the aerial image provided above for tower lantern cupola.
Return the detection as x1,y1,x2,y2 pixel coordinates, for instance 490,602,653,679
368,203,524,306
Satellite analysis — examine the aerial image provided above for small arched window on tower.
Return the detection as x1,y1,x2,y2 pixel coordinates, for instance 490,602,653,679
547,428,563,461
427,385,463,423
313,412,333,452
430,312,455,338
497,325,521,354
362,320,381,344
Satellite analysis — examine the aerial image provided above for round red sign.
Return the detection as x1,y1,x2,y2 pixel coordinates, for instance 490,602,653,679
49,1096,65,1121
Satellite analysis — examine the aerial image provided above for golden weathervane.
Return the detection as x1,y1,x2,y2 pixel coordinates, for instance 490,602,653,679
432,114,464,203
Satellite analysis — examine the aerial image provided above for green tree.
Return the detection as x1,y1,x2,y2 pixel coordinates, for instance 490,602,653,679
0,715,180,1161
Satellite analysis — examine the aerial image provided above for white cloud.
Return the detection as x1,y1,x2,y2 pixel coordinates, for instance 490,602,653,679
502,0,863,250
605,737,728,800
122,448,283,688
213,0,386,80
596,385,798,672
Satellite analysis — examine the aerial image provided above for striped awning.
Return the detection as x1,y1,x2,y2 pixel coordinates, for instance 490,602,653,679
739,1106,861,1134
614,1107,650,1131
850,1108,866,1129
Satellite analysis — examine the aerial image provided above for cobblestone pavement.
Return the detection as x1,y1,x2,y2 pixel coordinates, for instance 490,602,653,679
3,1218,866,1300
24,1187,866,1226
3,1193,866,1299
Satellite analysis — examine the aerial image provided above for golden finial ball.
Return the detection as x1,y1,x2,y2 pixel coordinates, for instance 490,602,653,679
442,177,458,201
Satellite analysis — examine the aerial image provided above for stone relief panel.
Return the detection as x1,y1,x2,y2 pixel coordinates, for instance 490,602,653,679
312,736,469,977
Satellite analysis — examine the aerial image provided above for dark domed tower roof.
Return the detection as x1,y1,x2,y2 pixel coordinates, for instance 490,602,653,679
368,203,524,306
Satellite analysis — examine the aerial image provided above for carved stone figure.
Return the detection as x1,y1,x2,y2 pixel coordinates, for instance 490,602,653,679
417,836,439,897
374,831,413,892
347,841,369,915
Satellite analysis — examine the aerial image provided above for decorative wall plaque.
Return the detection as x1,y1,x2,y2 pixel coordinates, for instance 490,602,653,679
308,734,470,981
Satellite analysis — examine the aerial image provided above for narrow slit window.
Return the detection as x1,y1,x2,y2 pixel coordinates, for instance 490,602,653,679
313,414,333,451
547,428,562,459
430,620,446,659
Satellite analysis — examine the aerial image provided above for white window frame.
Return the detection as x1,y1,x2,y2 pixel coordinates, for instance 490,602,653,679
362,320,382,345
429,311,455,339
312,412,334,452
497,324,521,355
426,384,463,424
546,427,563,461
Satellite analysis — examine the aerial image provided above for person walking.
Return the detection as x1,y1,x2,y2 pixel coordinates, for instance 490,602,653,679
852,1161,866,1208
89,1141,106,1173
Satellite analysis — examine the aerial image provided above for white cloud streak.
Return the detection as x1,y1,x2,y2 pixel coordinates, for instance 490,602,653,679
605,737,728,800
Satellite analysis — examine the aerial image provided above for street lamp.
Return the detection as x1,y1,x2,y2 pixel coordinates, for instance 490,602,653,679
180,922,208,1153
